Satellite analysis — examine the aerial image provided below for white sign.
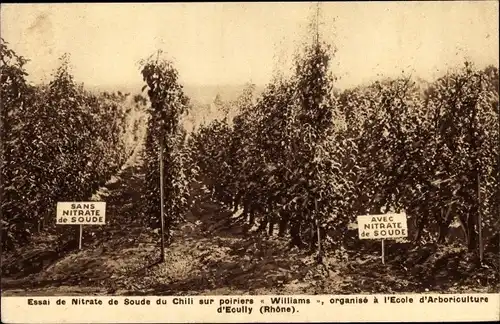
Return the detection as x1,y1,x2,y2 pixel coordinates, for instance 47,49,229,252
357,213,408,239
56,202,106,225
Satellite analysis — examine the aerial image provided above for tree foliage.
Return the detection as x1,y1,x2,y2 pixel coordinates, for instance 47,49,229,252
1,39,145,251
190,39,499,261
140,52,193,241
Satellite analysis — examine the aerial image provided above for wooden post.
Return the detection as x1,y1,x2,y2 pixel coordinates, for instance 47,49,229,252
478,171,483,264
159,134,166,263
381,239,385,265
79,225,83,250
315,200,321,263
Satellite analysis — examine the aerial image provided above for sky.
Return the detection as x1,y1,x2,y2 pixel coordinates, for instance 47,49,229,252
1,2,498,90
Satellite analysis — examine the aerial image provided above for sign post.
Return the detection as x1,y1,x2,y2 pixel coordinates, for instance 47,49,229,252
79,224,83,250
159,135,166,263
381,239,385,265
357,212,408,265
57,202,106,250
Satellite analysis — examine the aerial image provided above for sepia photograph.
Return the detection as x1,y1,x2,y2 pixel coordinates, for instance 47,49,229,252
0,2,498,319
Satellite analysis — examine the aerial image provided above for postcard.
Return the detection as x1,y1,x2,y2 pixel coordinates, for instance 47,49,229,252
1,2,498,323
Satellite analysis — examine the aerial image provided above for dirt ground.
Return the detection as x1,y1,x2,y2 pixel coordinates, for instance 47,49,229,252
2,147,498,296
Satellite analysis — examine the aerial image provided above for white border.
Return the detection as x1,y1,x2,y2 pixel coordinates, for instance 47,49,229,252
2,294,499,323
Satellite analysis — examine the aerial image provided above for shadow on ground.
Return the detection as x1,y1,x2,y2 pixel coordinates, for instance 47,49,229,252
111,198,321,296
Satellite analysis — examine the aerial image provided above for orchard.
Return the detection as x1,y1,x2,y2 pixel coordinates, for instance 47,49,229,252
187,36,499,275
1,39,146,251
1,24,498,294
